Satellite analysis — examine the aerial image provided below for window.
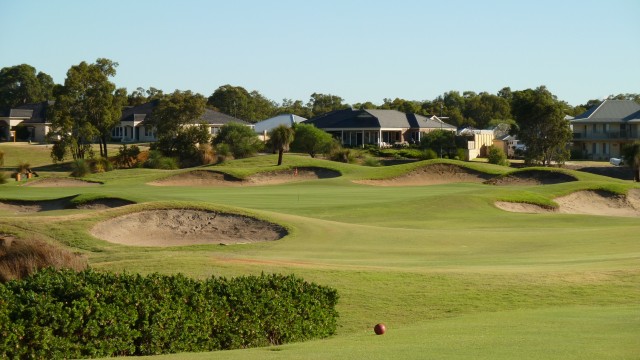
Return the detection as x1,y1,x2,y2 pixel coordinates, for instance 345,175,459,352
144,126,155,137
111,126,123,137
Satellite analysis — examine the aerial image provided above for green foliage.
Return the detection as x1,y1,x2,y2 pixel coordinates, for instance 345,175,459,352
487,146,509,166
115,144,141,168
621,141,640,182
208,85,276,122
269,124,295,165
0,64,54,112
144,150,179,170
456,148,467,161
0,269,339,358
214,143,231,163
70,159,90,177
213,122,262,159
362,156,381,167
0,172,7,184
511,86,572,166
291,123,336,158
328,148,355,163
420,148,438,160
90,157,113,173
419,130,457,158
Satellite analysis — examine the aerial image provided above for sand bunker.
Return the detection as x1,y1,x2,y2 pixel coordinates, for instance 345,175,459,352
485,170,577,186
496,189,640,217
355,164,493,186
0,197,133,213
90,209,287,247
149,168,340,187
23,178,101,187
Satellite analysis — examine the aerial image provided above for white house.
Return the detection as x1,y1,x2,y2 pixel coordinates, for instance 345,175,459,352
254,114,306,141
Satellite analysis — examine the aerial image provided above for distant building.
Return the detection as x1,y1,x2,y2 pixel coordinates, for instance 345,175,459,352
304,108,455,147
0,101,53,142
253,114,306,141
570,100,640,160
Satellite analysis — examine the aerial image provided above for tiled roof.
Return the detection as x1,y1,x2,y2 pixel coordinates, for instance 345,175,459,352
120,101,249,125
1,101,52,123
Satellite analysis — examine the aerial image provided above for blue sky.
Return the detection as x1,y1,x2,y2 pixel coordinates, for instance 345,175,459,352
1,0,638,107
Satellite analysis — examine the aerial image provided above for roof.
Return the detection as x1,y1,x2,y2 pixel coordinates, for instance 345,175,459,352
120,100,249,125
253,114,307,133
305,108,455,130
571,100,640,123
0,101,52,123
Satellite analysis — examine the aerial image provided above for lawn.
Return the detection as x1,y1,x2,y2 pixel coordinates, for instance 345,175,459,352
0,151,638,359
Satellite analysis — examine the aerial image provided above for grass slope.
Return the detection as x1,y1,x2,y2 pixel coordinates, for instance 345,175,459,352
1,152,639,359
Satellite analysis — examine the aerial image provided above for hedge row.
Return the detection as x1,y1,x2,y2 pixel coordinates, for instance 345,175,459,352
0,269,339,359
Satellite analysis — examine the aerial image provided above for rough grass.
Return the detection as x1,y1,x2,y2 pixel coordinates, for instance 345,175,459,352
0,235,88,282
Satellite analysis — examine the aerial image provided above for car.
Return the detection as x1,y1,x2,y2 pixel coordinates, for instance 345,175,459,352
609,157,624,166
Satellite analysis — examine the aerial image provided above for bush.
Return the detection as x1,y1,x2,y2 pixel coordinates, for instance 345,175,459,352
0,150,4,166
487,146,509,166
90,157,113,173
0,172,7,184
213,123,262,159
0,269,339,358
144,151,179,170
362,156,381,167
328,148,355,163
0,237,87,283
456,148,467,161
115,145,141,168
199,143,216,165
16,162,31,174
70,159,90,177
419,149,438,160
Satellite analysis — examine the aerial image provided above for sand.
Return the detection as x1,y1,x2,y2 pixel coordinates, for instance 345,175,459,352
355,164,493,186
496,189,640,217
90,209,287,247
148,168,340,187
485,170,577,186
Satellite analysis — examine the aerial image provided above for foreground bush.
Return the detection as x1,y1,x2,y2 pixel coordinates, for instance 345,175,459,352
0,269,339,358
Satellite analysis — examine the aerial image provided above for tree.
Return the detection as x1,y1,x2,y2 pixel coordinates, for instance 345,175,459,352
622,141,640,182
49,58,125,160
487,145,509,166
290,123,336,158
212,122,262,159
0,64,55,112
145,90,207,165
307,93,348,117
208,85,276,122
278,98,312,119
419,130,457,158
269,124,295,165
511,86,572,166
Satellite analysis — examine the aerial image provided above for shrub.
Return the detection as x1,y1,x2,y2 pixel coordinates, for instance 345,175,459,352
90,157,113,173
115,145,141,168
0,269,339,358
329,148,355,163
487,146,509,166
213,122,262,159
0,172,7,184
70,159,90,177
456,148,467,161
199,143,216,165
16,162,31,174
362,156,381,167
419,149,438,160
144,151,179,170
0,237,87,283
0,150,4,166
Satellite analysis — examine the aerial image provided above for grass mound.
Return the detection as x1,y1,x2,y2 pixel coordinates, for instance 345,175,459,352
356,163,494,186
0,235,87,282
23,177,102,187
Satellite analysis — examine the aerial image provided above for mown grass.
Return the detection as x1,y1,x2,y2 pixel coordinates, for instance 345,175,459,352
0,149,639,359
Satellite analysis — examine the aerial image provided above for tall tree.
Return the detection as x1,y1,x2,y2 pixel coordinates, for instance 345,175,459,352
307,93,347,117
49,58,125,159
269,124,295,165
0,64,55,111
208,85,276,122
278,98,312,118
511,86,572,166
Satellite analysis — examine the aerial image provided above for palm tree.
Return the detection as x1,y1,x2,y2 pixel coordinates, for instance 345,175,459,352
622,141,640,182
269,124,295,166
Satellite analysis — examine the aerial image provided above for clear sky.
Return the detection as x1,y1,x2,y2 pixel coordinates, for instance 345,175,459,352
1,0,638,107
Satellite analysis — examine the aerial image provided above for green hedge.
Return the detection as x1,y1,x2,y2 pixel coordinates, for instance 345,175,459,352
0,269,339,358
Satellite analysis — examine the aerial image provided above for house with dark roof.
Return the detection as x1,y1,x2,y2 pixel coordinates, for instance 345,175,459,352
303,108,456,147
0,101,53,142
112,101,251,142
570,100,640,160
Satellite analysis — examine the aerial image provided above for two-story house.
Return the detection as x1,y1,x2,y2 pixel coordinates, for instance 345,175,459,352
571,100,640,160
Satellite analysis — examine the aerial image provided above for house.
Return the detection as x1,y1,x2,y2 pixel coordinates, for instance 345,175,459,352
458,127,495,160
303,108,456,147
570,100,640,160
253,114,306,141
0,101,53,142
493,134,520,158
112,101,251,142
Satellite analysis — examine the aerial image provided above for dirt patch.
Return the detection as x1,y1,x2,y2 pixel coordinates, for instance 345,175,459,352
355,164,493,186
485,170,577,186
23,178,101,187
496,189,640,217
73,198,135,210
149,168,340,187
90,209,287,247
